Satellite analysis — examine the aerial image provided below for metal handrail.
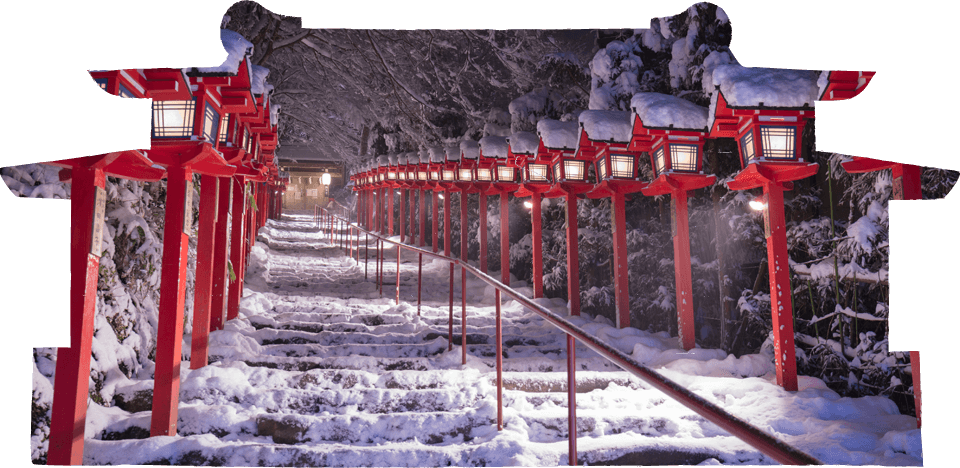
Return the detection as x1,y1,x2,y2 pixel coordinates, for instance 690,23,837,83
318,207,822,465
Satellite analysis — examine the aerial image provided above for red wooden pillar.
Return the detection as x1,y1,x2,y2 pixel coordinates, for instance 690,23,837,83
611,192,630,328
418,188,426,247
410,189,417,245
479,194,488,273
762,182,798,391
379,189,385,235
189,175,218,369
672,190,696,350
400,189,406,243
47,165,106,465
461,192,469,365
151,165,194,437
209,178,231,331
531,192,544,298
890,163,922,427
227,177,247,321
565,194,580,316
388,188,395,236
444,191,454,350
910,351,923,429
500,193,510,285
433,191,440,253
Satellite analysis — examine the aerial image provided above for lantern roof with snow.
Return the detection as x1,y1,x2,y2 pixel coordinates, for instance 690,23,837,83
578,110,633,144
460,140,480,160
708,68,815,135
428,146,446,163
575,110,635,161
631,93,709,131
444,145,461,162
479,136,509,160
506,132,539,157
536,119,580,152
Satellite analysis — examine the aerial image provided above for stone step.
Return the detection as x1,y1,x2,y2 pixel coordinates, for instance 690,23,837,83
253,408,496,445
259,338,448,359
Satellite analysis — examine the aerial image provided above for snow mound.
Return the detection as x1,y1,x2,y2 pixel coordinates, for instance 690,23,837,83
712,64,820,108
578,110,632,143
195,29,253,75
250,65,272,95
460,140,480,160
479,136,509,159
388,153,398,165
428,146,445,163
507,132,539,155
536,119,580,150
631,93,708,130
444,145,461,162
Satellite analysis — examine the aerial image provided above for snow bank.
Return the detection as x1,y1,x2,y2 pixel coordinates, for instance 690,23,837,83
428,146,445,163
444,145,461,162
250,64,273,95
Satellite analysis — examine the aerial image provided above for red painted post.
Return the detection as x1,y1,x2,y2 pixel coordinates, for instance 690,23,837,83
500,193,510,285
531,192,544,298
47,165,106,465
378,239,384,297
611,192,631,328
396,243,401,305
910,351,923,429
365,232,369,280
419,188,426,248
495,289,503,431
480,194,488,273
445,192,454,351
190,175,218,368
388,188,394,237
400,188,405,243
567,333,577,466
227,177,246,322
417,253,423,316
151,165,194,437
411,189,417,246
893,164,922,200
672,190,696,350
565,194,580,316
209,178,232,332
461,192,469,365
433,191,440,253
762,183,798,392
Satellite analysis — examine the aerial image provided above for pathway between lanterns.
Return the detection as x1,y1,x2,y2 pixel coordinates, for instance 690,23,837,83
79,213,921,466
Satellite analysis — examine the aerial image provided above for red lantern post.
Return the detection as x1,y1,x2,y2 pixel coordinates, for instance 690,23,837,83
580,112,648,329
397,153,409,242
709,65,822,391
426,147,447,253
45,141,164,464
510,131,548,298
62,79,169,459
434,146,461,349
627,94,715,350
481,136,517,285
537,119,588,315
416,150,429,248
146,66,240,437
386,154,400,236
405,154,418,246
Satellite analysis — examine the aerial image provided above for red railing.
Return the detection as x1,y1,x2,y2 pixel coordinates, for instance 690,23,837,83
316,206,821,466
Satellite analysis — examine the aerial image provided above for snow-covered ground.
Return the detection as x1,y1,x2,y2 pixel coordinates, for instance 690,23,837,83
77,213,922,465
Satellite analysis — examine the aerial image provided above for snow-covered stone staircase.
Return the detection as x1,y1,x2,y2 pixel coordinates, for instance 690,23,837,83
80,214,923,466
85,215,736,466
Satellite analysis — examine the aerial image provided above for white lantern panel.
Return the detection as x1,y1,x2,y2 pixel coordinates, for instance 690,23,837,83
760,126,796,160
669,144,698,172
